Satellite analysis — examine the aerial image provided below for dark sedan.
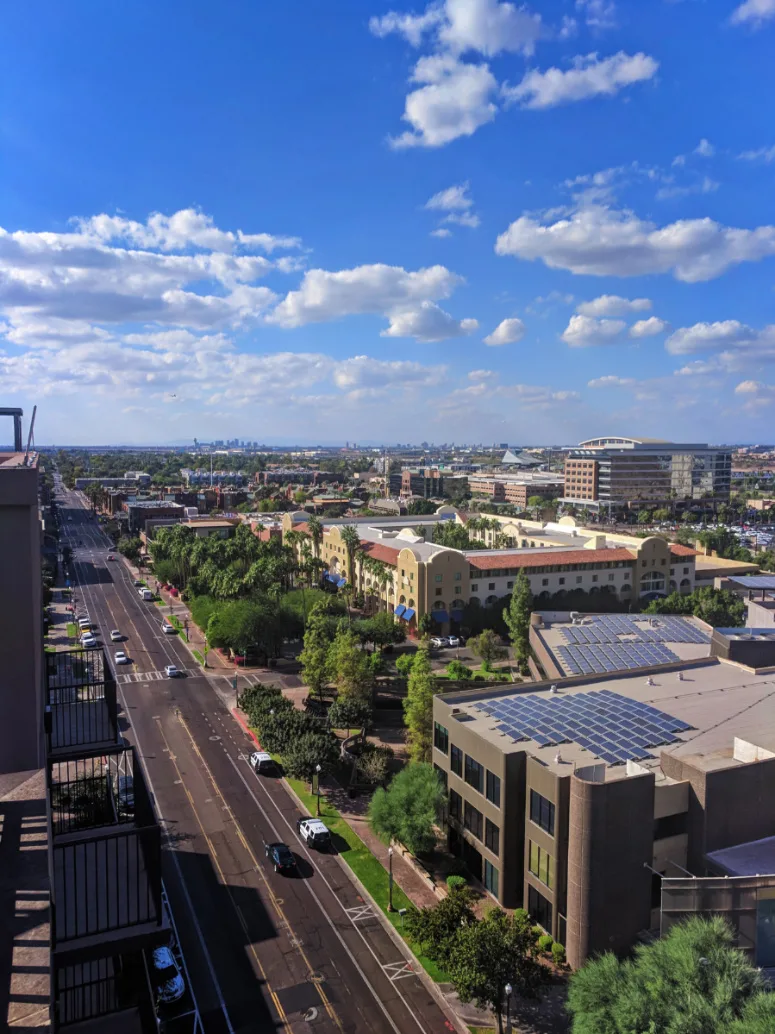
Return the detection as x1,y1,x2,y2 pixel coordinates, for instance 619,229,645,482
265,842,296,874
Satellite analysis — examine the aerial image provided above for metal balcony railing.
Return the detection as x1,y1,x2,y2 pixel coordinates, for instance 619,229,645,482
45,649,118,756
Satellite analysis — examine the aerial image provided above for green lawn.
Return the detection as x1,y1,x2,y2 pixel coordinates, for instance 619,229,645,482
66,622,77,638
169,614,183,632
192,649,204,665
286,774,449,983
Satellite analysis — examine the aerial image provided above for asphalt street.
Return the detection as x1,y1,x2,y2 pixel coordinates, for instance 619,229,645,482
56,485,459,1034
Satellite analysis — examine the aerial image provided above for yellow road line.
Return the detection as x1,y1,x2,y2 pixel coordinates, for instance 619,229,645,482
175,712,344,1033
153,718,289,1030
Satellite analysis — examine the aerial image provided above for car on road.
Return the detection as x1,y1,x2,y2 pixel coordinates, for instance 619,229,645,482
114,651,130,665
161,623,176,635
110,629,122,641
265,842,296,874
296,817,331,851
250,751,277,775
164,665,179,678
448,635,462,648
106,554,115,561
133,579,143,587
151,946,185,1005
80,634,97,648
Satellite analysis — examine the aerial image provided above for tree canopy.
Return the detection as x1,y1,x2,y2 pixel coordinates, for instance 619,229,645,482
403,646,438,763
503,568,532,674
368,762,445,856
643,586,745,627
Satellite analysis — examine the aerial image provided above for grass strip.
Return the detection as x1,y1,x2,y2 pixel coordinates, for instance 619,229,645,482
285,773,449,983
170,615,183,632
192,649,204,665
66,622,77,638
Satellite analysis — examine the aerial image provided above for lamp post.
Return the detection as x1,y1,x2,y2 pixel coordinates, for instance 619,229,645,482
315,763,322,816
387,846,394,912
504,982,513,1034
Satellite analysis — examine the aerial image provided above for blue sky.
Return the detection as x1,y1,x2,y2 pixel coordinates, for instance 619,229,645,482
2,0,775,446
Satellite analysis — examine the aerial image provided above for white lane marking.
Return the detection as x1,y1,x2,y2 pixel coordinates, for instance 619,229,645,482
383,961,416,982
345,904,377,922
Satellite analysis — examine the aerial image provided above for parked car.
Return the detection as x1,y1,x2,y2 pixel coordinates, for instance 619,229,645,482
150,945,185,1004
114,651,129,665
133,579,143,587
265,842,296,874
447,635,461,648
81,634,97,648
296,817,331,851
116,775,134,810
110,629,122,642
250,751,276,775
431,636,451,648
164,665,179,678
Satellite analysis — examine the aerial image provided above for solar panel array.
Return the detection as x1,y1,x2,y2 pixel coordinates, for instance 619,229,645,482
558,642,679,675
474,689,692,765
560,614,709,646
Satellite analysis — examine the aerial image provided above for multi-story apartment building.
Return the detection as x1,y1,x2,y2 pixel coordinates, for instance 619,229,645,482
562,437,732,512
282,511,698,632
433,621,775,971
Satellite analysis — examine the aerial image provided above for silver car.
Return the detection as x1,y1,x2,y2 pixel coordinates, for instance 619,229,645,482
151,945,185,1004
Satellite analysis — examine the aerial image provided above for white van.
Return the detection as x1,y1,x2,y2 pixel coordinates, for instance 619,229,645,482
139,588,154,601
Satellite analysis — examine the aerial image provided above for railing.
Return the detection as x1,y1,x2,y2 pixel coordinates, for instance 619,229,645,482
54,958,122,1026
45,648,118,753
47,745,155,836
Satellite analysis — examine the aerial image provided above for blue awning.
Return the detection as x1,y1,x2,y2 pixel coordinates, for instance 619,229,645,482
450,609,463,621
325,572,335,582
394,604,406,618
337,577,347,588
402,608,415,622
432,610,449,623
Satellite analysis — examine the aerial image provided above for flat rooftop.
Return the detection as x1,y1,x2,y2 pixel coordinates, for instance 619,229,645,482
0,452,37,470
438,655,775,783
707,835,775,877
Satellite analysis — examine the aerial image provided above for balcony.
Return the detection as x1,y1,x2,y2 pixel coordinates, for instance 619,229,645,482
45,650,118,757
47,745,166,965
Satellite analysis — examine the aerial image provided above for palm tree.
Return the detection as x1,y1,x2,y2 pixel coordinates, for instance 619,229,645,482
340,525,363,592
307,515,323,560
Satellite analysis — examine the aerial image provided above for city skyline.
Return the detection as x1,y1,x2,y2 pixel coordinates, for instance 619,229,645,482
2,1,775,444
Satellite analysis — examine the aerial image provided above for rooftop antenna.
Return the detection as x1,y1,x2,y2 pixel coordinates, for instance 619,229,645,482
24,405,37,465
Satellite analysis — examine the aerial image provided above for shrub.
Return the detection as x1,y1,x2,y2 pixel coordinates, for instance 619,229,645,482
446,659,473,680
446,874,467,891
551,942,566,966
538,933,554,953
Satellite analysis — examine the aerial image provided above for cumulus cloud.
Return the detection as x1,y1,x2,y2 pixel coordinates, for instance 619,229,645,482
630,316,670,338
368,6,444,46
665,320,775,357
332,355,446,391
389,55,498,149
495,204,775,282
484,317,526,346
576,0,617,30
731,0,775,28
576,294,651,317
425,182,481,228
372,0,543,57
587,374,635,388
503,51,658,110
561,314,627,347
381,302,479,342
733,379,775,410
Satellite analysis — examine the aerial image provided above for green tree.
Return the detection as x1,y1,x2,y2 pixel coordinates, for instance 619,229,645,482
636,509,653,525
368,763,445,856
395,652,417,679
327,629,373,701
306,514,323,559
417,612,434,639
446,659,473,680
503,568,532,674
282,730,339,782
468,628,508,672
644,586,745,627
328,696,371,735
356,744,393,785
116,536,142,562
567,916,773,1034
406,498,437,515
300,603,334,698
448,908,544,1034
403,646,438,763
404,886,477,969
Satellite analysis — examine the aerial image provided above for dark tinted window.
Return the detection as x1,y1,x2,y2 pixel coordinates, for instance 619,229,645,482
451,745,462,777
653,812,687,841
463,801,483,840
529,789,555,836
484,860,499,897
486,770,501,807
433,763,448,791
528,884,553,932
449,789,462,820
434,722,449,754
485,819,500,855
464,754,484,793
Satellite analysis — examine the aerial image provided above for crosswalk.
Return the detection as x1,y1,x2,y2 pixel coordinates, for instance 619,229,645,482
117,668,190,683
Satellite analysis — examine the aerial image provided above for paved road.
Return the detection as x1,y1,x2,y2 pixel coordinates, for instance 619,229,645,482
56,485,459,1034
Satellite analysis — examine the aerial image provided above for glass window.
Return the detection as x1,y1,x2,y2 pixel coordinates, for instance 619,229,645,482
451,745,462,777
507,581,513,589
528,884,553,933
485,770,500,807
528,840,555,888
576,575,582,584
488,582,495,590
435,574,443,583
433,763,448,791
592,575,598,582
529,790,555,836
449,788,461,820
485,819,500,855
434,722,448,754
542,578,548,586
471,583,478,592
435,588,443,596
484,860,499,898
558,577,565,585
464,755,484,793
455,586,461,594
454,572,462,581
608,573,615,581
463,801,483,840
684,567,689,574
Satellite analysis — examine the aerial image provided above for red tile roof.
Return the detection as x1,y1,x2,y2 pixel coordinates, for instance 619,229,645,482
360,541,401,566
669,544,699,557
293,522,311,535
466,547,637,571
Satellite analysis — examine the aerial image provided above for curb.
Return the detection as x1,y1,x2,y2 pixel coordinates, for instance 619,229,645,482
279,769,470,1034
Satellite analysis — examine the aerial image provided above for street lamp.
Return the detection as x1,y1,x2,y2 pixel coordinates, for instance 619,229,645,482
387,846,395,912
504,982,513,1034
315,763,322,816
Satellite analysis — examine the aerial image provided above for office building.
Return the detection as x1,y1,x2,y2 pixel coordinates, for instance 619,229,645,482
124,500,186,534
433,617,775,970
389,467,445,499
562,437,732,512
467,473,564,507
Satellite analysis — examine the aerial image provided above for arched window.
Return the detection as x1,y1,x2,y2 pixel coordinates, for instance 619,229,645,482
669,580,677,592
620,583,632,595
485,595,498,605
680,578,691,593
432,601,446,611
399,595,406,605
641,571,666,593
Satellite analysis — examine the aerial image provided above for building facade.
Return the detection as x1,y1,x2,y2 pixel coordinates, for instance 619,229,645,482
562,437,732,512
467,474,564,507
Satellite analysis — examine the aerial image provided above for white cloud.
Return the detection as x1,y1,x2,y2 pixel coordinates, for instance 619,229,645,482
502,51,658,110
630,316,670,338
444,211,481,228
368,6,444,46
468,368,497,380
381,302,479,342
332,355,446,391
438,0,542,57
656,176,719,200
576,0,616,30
430,228,453,238
738,144,775,163
267,262,464,332
484,317,526,346
733,379,775,411
731,0,775,28
389,55,498,149
666,320,775,357
561,314,627,347
587,374,635,388
558,16,578,39
495,204,775,282
425,182,475,211
694,138,715,158
576,294,652,317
